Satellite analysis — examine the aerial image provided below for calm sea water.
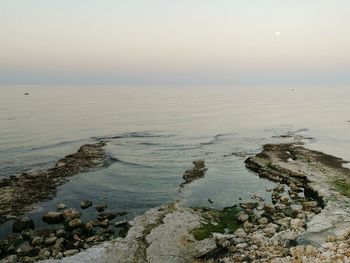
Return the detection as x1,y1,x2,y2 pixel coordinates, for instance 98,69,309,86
0,85,349,236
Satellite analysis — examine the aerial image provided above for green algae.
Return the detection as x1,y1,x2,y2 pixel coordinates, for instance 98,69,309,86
191,206,241,241
332,177,350,197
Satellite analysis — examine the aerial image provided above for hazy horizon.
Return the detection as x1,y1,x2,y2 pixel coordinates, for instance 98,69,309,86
1,0,350,85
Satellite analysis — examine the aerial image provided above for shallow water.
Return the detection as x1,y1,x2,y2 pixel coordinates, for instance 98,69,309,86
0,85,349,237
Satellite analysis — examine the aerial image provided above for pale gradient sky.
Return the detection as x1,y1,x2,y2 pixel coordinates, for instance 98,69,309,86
1,0,350,84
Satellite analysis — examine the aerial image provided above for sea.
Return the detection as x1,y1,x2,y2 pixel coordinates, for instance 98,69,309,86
0,85,349,237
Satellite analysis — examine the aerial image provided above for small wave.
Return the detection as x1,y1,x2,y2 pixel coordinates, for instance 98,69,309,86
30,139,88,151
199,133,225,146
112,158,154,168
94,131,172,141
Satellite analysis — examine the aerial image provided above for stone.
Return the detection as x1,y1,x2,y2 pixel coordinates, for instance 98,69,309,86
2,255,18,263
30,236,44,246
12,217,35,233
63,249,79,257
97,212,117,221
237,212,249,222
258,217,269,225
290,218,304,230
62,208,80,221
56,228,66,238
68,218,82,229
80,200,92,209
57,203,66,210
234,228,247,239
45,236,57,245
95,204,107,212
98,219,109,228
114,221,128,228
42,212,63,223
279,195,289,204
304,245,317,256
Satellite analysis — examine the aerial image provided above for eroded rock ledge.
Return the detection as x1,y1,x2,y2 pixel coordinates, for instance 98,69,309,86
3,142,350,263
0,142,110,224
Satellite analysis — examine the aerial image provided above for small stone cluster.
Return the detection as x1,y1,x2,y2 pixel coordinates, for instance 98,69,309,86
199,183,325,262
0,201,129,263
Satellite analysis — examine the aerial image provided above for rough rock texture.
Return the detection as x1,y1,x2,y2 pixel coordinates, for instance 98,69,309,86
40,202,216,263
0,142,110,224
181,160,208,187
245,142,350,245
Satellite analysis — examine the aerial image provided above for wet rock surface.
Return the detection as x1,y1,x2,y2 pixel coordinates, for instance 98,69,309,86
180,160,208,187
0,142,111,224
0,201,129,262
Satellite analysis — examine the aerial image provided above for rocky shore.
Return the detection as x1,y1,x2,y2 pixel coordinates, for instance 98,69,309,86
2,140,350,262
0,141,110,224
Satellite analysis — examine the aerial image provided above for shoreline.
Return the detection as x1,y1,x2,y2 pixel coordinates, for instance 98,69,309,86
1,140,350,262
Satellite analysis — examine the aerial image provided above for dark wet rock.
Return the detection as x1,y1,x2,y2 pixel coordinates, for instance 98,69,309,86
180,160,208,187
68,219,82,229
30,236,43,247
62,208,80,221
42,212,63,224
98,219,109,228
0,141,109,224
114,221,128,228
44,236,57,246
56,203,66,210
95,204,107,212
55,228,66,238
12,217,35,233
97,212,117,221
80,200,92,209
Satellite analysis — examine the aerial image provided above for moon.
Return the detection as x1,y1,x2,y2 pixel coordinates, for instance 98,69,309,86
275,31,281,36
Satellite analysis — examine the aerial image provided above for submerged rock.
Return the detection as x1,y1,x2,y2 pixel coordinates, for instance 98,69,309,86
80,200,92,209
42,212,63,224
0,141,110,224
12,217,35,233
180,160,208,187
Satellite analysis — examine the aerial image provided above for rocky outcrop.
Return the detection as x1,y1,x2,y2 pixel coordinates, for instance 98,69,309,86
0,142,111,224
180,160,207,187
245,142,350,245
39,202,217,263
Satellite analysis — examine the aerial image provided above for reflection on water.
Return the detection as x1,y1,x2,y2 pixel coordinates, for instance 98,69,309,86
0,85,349,237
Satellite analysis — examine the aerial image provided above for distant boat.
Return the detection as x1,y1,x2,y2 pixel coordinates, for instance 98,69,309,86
24,92,29,95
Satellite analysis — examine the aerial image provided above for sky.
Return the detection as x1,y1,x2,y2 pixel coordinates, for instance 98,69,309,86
0,0,350,85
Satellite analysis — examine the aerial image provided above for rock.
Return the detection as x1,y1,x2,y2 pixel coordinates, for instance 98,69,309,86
251,233,267,246
45,236,57,245
95,204,107,212
2,255,18,263
279,195,289,204
237,212,249,222
42,212,63,223
234,228,247,239
98,219,109,228
83,222,94,232
12,217,35,233
62,208,80,221
304,245,317,256
97,212,117,221
68,218,82,229
63,249,79,257
0,142,109,226
114,221,128,228
57,203,66,210
258,217,269,225
80,200,92,209
180,160,207,186
30,236,44,246
301,201,318,211
290,218,304,230
56,228,66,238
263,203,276,214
